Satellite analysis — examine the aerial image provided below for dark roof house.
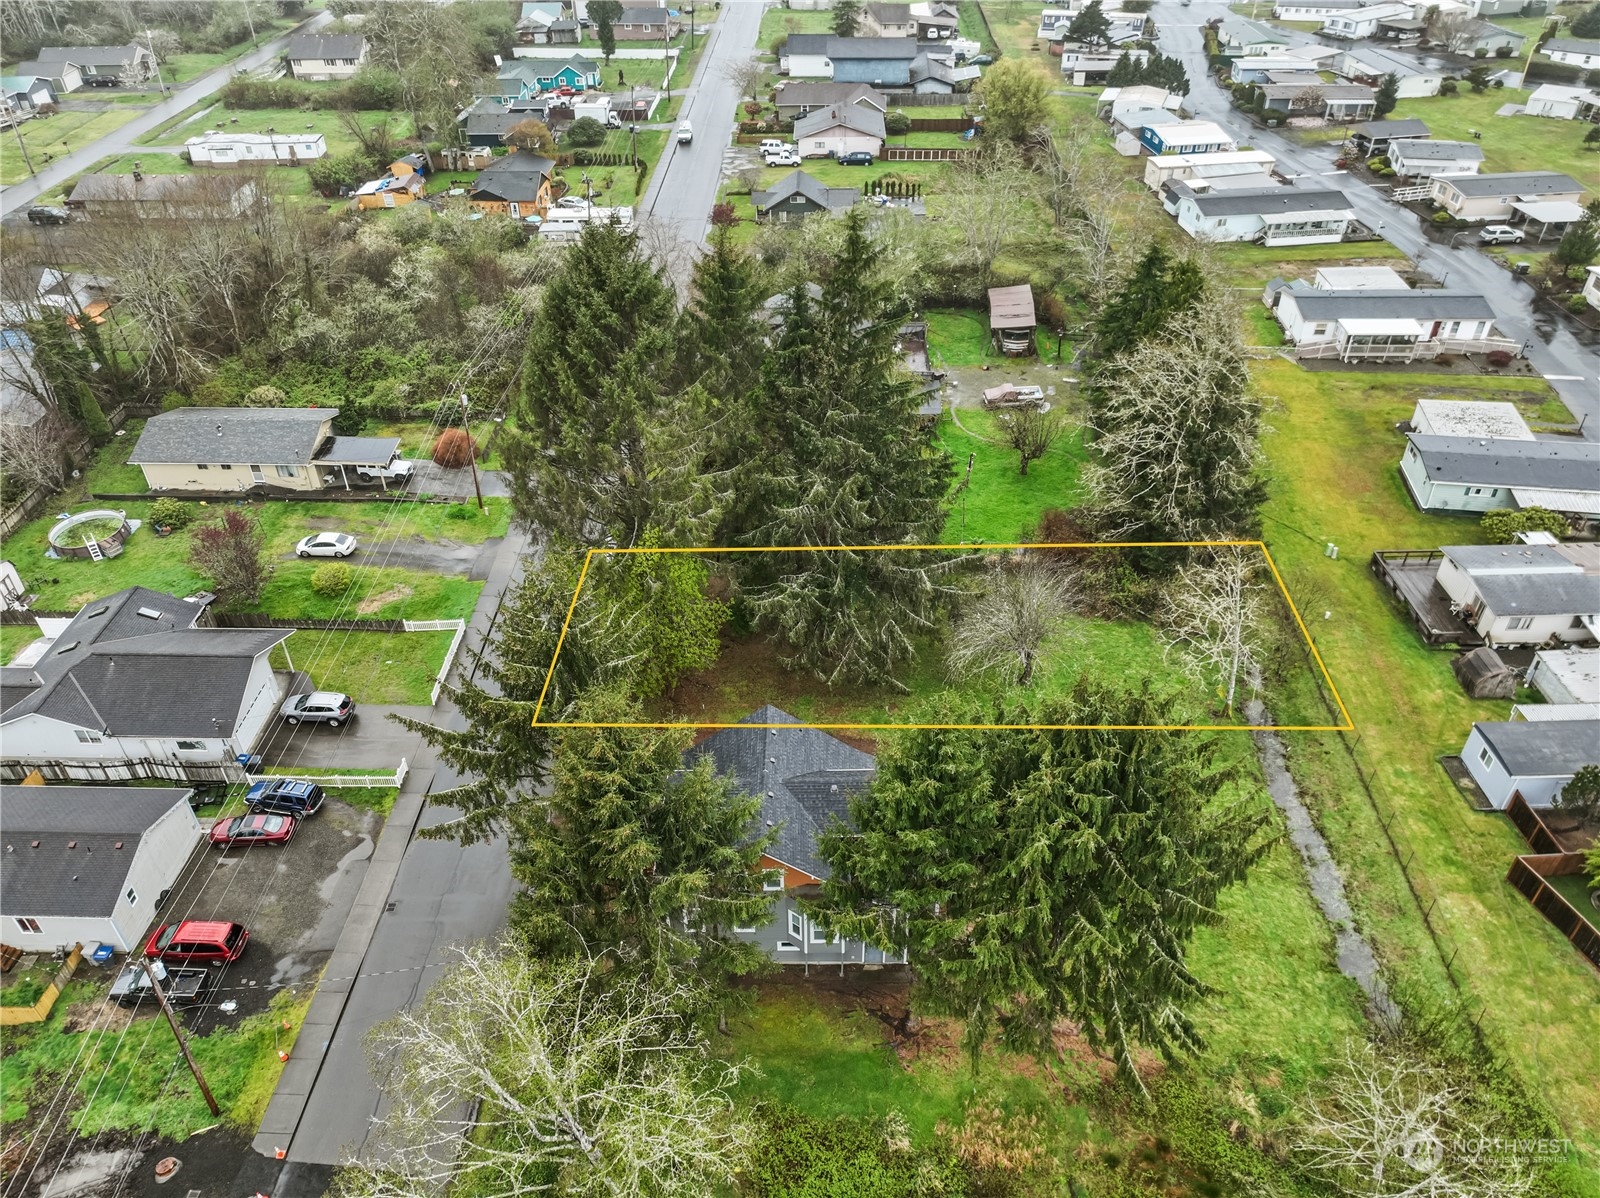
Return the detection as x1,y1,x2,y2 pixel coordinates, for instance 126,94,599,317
1435,170,1582,197
1405,434,1600,494
286,34,369,62
1282,289,1498,322
751,169,861,220
1472,719,1600,779
129,406,334,467
772,81,890,117
1178,184,1353,219
36,43,153,77
469,151,556,204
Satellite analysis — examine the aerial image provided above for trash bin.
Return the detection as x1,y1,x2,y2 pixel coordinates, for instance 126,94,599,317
90,944,115,966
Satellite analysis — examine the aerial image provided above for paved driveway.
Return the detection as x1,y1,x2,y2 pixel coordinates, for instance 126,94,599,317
258,684,433,771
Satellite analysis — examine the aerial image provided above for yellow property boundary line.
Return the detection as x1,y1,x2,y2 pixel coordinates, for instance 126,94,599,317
530,542,1355,733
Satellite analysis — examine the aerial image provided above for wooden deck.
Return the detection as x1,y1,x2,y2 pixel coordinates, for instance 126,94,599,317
1370,550,1483,646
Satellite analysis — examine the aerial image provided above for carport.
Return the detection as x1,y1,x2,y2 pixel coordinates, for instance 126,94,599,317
987,284,1037,356
313,436,404,490
1511,199,1587,242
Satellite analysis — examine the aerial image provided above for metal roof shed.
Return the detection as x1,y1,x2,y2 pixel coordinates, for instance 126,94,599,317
987,285,1036,356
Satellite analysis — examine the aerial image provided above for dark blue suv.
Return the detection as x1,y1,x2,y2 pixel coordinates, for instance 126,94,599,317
244,779,326,817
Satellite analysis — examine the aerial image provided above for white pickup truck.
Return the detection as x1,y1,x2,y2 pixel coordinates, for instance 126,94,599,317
354,457,415,486
676,120,693,145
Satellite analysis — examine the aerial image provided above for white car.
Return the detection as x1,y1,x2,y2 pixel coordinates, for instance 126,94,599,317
676,120,692,145
554,195,588,209
763,148,801,167
354,459,414,486
1478,225,1524,245
295,532,357,558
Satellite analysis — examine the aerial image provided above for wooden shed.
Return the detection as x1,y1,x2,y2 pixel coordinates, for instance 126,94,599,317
987,285,1037,356
1453,646,1518,700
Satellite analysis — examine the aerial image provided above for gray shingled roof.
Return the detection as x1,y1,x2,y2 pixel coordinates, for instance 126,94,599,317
1354,117,1429,139
1184,184,1351,217
1472,572,1598,618
1443,544,1575,573
35,43,144,69
774,82,888,110
785,33,833,55
1408,434,1600,492
1289,289,1496,321
1391,139,1484,162
618,8,672,23
1475,719,1600,777
1543,38,1600,56
286,33,368,61
129,406,333,467
56,585,208,648
1435,171,1582,196
684,706,875,881
752,169,860,215
470,151,556,202
825,35,922,59
1,786,192,918
795,102,887,141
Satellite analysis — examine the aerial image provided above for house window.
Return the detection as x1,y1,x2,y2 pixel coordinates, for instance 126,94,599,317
125,887,138,906
791,195,806,204
175,740,207,751
14,918,42,934
776,940,800,951
787,909,805,938
75,729,103,744
220,463,233,470
762,870,784,892
809,921,831,944
1478,746,1494,769
1311,323,1329,336
276,465,297,478
1507,616,1534,631
196,463,209,469
814,141,826,149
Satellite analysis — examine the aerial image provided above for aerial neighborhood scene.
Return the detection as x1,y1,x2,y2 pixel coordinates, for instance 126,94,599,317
3,0,1600,1194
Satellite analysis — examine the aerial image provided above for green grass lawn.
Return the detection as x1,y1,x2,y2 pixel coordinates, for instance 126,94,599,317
1243,304,1287,346
278,627,456,706
1542,872,1598,932
161,19,301,83
140,107,397,155
756,6,834,51
1,108,143,185
1208,241,1410,289
0,626,44,665
935,407,1086,543
1255,359,1600,1164
1388,88,1597,196
924,308,1059,369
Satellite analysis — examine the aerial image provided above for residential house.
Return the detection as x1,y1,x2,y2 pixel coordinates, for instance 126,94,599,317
0,586,291,784
1430,544,1599,649
468,151,556,221
751,170,861,221
1462,719,1600,808
352,155,427,210
1527,646,1600,709
682,707,906,968
795,103,887,158
1336,48,1443,96
909,50,979,91
1060,52,1141,87
1408,398,1533,440
533,19,582,45
1459,22,1525,54
1524,83,1600,121
66,173,259,219
1273,0,1365,17
185,130,328,166
131,406,328,492
860,2,916,37
1143,149,1276,191
494,55,600,99
1348,117,1430,156
285,33,368,81
1214,15,1293,56
1312,265,1411,289
613,8,680,40
1258,81,1377,120
2,76,56,123
458,97,546,146
0,330,48,428
1099,84,1184,121
1387,139,1484,178
34,268,113,328
1428,171,1585,222
772,81,889,122
1230,54,1335,83
1584,265,1600,312
1037,9,1076,39
515,1,566,41
988,285,1037,355
1398,434,1600,517
828,37,923,85
0,785,202,953
1165,181,1354,245
1539,37,1600,69
11,60,82,96
910,1,961,40
781,33,836,77
36,43,155,83
1140,119,1237,154
1268,285,1507,361
1320,2,1415,37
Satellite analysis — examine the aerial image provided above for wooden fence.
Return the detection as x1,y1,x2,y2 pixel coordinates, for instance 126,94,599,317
883,146,973,162
209,613,407,633
0,945,82,1026
906,117,975,132
881,91,974,106
1504,792,1600,972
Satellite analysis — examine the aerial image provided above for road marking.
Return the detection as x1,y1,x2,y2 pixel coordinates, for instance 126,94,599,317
1543,375,1587,381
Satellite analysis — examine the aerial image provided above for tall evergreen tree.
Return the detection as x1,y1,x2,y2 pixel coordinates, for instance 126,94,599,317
1066,0,1112,46
504,221,718,547
833,0,863,37
1086,244,1205,370
736,212,959,687
511,687,777,990
25,317,110,441
818,681,1271,1082
678,227,768,412
1106,50,1137,87
1373,72,1400,116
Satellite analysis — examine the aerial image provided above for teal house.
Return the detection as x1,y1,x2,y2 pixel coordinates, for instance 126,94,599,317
493,54,601,101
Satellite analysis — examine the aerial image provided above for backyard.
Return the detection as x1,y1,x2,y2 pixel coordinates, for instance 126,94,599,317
1384,88,1597,195
272,627,457,707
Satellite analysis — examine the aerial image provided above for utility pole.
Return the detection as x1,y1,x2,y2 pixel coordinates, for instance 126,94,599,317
146,30,169,95
11,123,37,178
460,393,484,511
138,961,220,1117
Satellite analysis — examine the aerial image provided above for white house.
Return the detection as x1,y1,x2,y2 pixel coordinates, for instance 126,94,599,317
1314,265,1410,290
0,587,291,784
1387,139,1483,179
1215,15,1292,56
1399,434,1600,516
1541,38,1600,69
1321,3,1415,38
1268,285,1507,361
1143,149,1276,191
1166,181,1354,245
186,130,328,166
1139,119,1237,155
1523,84,1600,121
1230,50,1341,83
1428,171,1586,222
1461,719,1600,809
794,103,887,158
0,785,202,953
1584,265,1600,313
1274,0,1365,17
1528,647,1600,707
1336,49,1443,97
285,33,368,81
1431,543,1599,649
1408,398,1533,440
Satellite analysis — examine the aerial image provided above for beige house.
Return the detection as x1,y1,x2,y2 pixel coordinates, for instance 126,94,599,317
1428,171,1585,222
130,407,336,492
286,33,368,81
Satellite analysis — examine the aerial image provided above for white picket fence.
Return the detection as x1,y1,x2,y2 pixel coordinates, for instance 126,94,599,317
405,617,469,704
246,758,410,790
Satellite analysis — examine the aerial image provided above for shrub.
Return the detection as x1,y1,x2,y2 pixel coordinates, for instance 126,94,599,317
311,561,354,597
148,497,195,529
1568,294,1592,313
160,391,191,411
1494,44,1513,57
566,116,607,147
1484,348,1514,367
1439,78,1459,94
432,428,479,468
444,503,480,522
245,385,287,407
1481,505,1570,542
884,110,911,135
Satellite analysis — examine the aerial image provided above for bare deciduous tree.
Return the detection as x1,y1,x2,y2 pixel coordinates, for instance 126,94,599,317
336,942,755,1198
1296,1041,1536,1198
0,414,71,494
724,56,767,103
1426,10,1478,53
1159,547,1268,715
1002,405,1062,476
935,144,1039,285
946,555,1077,687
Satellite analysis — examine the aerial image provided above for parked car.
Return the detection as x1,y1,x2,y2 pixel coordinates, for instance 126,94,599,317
677,120,693,144
279,691,355,727
967,54,994,65
764,148,801,167
295,532,357,558
210,811,298,849
353,459,414,486
244,778,328,817
1478,225,1524,244
758,138,788,155
83,75,121,88
144,919,249,965
26,206,70,225
837,151,875,166
554,195,589,208
109,960,212,1007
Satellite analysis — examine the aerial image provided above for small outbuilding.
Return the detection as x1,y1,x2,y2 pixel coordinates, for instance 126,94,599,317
1453,646,1518,699
987,285,1037,356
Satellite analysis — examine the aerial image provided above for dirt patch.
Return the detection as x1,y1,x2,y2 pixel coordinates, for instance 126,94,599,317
357,584,412,615
60,996,138,1034
68,591,98,607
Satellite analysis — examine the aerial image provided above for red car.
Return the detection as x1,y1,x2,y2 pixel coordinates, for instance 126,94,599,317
144,919,249,965
209,812,297,849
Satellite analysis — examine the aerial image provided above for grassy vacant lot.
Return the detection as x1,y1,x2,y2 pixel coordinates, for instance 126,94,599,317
1208,240,1410,289
160,18,304,83
1388,88,1597,195
276,627,456,707
1256,360,1600,1165
756,6,834,51
0,108,143,185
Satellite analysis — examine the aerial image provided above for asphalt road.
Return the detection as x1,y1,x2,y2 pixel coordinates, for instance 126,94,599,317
0,10,331,219
1157,0,1599,433
639,0,767,281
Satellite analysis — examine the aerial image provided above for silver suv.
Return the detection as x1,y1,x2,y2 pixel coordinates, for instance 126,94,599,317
1478,225,1524,244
